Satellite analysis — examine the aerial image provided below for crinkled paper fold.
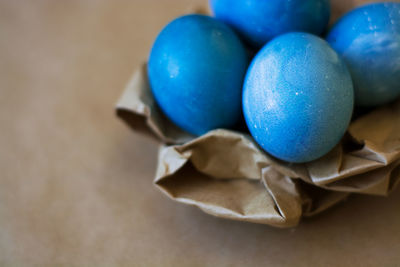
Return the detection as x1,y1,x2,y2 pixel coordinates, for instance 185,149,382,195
116,64,400,227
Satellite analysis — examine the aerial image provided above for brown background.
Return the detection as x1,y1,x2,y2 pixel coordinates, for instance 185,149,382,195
1,0,399,266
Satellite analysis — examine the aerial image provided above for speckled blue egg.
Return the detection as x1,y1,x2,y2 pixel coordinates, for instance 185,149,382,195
209,0,330,48
327,2,400,107
243,33,354,163
148,15,248,136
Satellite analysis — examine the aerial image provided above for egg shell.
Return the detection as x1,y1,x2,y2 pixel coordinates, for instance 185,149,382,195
327,2,400,107
148,15,248,135
243,33,354,163
209,0,330,48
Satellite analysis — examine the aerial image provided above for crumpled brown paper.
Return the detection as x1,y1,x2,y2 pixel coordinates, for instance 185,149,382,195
116,63,400,227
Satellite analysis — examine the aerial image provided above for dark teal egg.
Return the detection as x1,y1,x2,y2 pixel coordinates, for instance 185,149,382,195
209,0,330,48
148,15,248,135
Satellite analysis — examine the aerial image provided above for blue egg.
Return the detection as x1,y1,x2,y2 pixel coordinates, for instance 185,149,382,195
243,33,354,163
148,15,248,136
327,2,400,107
209,0,330,48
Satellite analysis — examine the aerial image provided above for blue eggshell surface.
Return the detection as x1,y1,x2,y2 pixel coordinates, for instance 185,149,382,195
148,15,248,135
327,2,400,107
209,0,330,48
243,33,354,163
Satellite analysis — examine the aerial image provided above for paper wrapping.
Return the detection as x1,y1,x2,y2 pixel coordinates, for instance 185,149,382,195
116,65,400,227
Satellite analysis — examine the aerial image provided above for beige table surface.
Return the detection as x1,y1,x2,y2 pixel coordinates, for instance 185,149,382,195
1,0,399,266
